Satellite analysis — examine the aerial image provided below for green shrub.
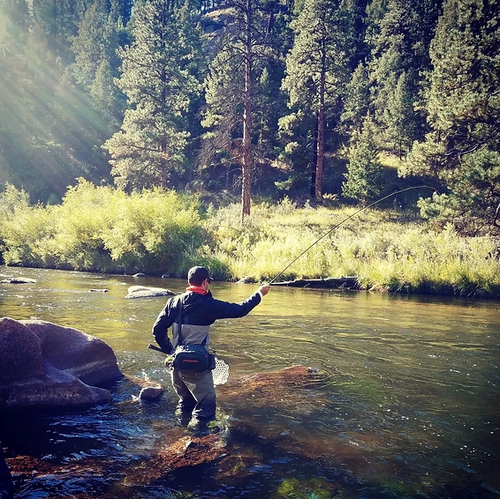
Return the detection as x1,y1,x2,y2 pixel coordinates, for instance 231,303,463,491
1,182,498,296
0,180,207,274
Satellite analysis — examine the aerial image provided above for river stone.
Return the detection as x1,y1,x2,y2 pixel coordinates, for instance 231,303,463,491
125,285,174,299
139,385,165,401
0,277,37,284
0,443,14,499
0,317,122,410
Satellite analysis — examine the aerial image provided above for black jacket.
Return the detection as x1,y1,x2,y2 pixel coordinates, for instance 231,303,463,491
152,289,262,353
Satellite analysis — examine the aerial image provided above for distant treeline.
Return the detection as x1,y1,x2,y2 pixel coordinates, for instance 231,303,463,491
0,0,499,234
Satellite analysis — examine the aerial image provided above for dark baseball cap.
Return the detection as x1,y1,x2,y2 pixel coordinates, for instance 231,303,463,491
187,266,213,285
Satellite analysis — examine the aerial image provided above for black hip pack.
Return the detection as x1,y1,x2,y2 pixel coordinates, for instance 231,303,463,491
172,299,215,372
173,344,215,372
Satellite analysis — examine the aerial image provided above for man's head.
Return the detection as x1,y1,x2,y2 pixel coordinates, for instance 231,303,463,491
187,266,212,286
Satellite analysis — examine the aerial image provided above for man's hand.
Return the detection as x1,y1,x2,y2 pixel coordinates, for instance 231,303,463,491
258,284,270,296
158,339,174,354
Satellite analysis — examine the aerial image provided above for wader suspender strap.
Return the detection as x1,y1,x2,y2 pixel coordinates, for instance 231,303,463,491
176,297,207,347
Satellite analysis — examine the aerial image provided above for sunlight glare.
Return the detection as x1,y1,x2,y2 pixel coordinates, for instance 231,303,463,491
0,12,9,55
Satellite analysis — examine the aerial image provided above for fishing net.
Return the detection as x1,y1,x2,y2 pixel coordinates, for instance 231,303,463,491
212,357,230,386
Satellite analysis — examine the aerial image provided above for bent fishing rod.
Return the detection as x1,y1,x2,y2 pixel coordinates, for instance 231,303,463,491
268,185,437,285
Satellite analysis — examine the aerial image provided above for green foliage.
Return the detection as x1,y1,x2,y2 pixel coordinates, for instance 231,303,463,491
0,180,206,274
342,115,384,203
404,0,500,235
0,6,113,203
1,0,499,236
282,0,348,110
281,0,351,198
0,184,55,266
1,183,498,296
417,148,500,234
368,0,433,153
71,0,126,124
202,200,500,297
103,0,202,191
199,0,290,210
340,62,370,135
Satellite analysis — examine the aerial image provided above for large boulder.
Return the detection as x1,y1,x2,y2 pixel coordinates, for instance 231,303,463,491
0,318,123,410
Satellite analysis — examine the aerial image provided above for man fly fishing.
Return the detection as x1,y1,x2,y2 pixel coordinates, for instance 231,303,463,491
152,266,270,430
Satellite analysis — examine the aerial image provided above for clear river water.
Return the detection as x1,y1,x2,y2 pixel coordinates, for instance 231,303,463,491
0,267,499,499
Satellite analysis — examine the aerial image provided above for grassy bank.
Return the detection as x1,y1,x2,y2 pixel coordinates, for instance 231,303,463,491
204,201,500,298
1,183,499,298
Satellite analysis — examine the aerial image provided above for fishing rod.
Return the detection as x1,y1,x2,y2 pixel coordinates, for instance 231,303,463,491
268,185,437,285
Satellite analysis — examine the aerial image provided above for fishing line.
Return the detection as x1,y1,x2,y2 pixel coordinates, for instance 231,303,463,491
269,185,437,284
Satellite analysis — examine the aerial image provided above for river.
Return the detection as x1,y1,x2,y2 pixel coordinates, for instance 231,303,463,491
0,267,499,498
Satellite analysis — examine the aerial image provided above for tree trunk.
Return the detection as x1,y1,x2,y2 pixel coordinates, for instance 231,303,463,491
314,38,327,201
241,0,252,220
315,64,325,200
310,116,318,198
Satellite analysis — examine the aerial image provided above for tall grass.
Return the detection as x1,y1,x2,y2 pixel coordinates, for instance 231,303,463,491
1,184,499,297
203,201,500,297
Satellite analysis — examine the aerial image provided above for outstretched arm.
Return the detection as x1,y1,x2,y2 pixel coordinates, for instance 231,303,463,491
210,284,270,320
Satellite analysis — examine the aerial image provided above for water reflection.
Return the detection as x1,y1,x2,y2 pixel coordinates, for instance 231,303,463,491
1,267,499,498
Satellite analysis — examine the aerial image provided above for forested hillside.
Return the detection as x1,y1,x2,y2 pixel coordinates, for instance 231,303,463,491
0,0,499,234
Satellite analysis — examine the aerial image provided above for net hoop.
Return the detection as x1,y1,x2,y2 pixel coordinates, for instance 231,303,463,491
213,357,230,386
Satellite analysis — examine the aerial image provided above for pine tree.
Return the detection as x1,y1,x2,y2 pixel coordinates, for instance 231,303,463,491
342,114,384,203
71,0,113,88
104,0,201,191
340,61,370,135
282,0,349,200
71,0,130,125
368,0,441,155
383,71,414,158
404,0,500,235
200,0,286,219
31,0,92,61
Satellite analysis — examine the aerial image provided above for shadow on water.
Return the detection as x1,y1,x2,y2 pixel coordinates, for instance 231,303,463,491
1,267,500,498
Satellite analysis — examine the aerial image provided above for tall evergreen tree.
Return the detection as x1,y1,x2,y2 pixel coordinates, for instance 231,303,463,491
71,0,127,125
200,0,286,219
368,0,441,155
282,0,349,200
403,0,500,235
104,0,202,191
31,0,92,61
369,0,416,154
340,61,370,135
342,114,383,203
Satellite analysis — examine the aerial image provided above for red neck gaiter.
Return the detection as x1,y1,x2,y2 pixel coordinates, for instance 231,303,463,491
186,285,208,295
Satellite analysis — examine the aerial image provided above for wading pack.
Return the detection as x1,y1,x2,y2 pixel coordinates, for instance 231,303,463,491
171,299,215,372
172,343,215,371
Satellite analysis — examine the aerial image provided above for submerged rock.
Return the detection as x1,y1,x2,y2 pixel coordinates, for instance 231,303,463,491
219,365,326,406
125,433,227,486
125,285,174,299
272,276,359,289
1,364,332,497
0,317,122,410
0,443,14,499
0,277,37,284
